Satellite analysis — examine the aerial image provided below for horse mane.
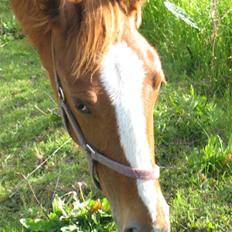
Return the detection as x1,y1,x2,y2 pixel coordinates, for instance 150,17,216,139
11,0,144,78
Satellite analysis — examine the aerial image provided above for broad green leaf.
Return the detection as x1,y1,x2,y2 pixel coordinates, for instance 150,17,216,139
61,224,79,232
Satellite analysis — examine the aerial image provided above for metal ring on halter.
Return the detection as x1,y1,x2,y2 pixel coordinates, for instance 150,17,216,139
58,86,65,102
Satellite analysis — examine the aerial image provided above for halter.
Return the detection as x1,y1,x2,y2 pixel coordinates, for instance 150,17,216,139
51,37,160,190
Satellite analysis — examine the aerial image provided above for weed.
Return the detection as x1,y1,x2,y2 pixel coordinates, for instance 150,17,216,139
20,193,115,232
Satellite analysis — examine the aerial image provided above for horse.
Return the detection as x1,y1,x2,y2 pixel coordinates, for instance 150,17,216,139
11,1,170,231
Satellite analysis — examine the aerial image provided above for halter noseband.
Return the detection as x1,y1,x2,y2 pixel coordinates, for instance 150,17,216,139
51,37,160,190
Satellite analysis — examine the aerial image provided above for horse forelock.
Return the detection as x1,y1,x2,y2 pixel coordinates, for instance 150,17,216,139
68,0,144,79
11,0,144,79
69,0,124,78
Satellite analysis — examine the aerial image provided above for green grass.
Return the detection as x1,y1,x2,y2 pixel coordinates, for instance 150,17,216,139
1,0,232,231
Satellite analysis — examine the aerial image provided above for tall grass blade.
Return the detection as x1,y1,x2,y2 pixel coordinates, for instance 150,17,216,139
164,0,199,30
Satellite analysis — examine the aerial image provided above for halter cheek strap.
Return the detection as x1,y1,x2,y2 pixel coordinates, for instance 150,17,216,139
51,37,160,190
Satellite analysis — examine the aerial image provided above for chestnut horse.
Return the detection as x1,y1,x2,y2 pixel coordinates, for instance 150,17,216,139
11,0,170,231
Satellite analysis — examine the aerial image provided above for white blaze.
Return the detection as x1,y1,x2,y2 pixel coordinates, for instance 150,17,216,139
100,42,157,222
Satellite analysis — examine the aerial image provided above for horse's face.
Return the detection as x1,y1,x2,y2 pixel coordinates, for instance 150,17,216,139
53,21,169,232
12,0,169,231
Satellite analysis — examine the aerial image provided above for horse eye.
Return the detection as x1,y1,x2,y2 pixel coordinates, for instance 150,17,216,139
75,100,91,114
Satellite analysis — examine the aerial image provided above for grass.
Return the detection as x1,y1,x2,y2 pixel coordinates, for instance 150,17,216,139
1,0,232,231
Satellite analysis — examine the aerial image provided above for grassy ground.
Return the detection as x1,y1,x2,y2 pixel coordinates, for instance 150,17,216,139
1,0,232,231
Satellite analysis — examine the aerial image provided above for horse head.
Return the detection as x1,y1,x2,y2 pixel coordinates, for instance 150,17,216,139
11,1,170,231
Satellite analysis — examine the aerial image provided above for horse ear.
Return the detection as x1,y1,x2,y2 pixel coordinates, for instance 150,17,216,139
119,0,144,28
38,0,82,30
11,0,81,48
119,0,144,13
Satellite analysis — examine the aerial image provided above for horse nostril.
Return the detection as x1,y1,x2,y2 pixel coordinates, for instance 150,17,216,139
124,227,138,232
124,225,169,232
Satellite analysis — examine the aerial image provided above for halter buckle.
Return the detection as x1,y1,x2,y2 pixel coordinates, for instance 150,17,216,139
85,144,96,155
58,86,65,102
